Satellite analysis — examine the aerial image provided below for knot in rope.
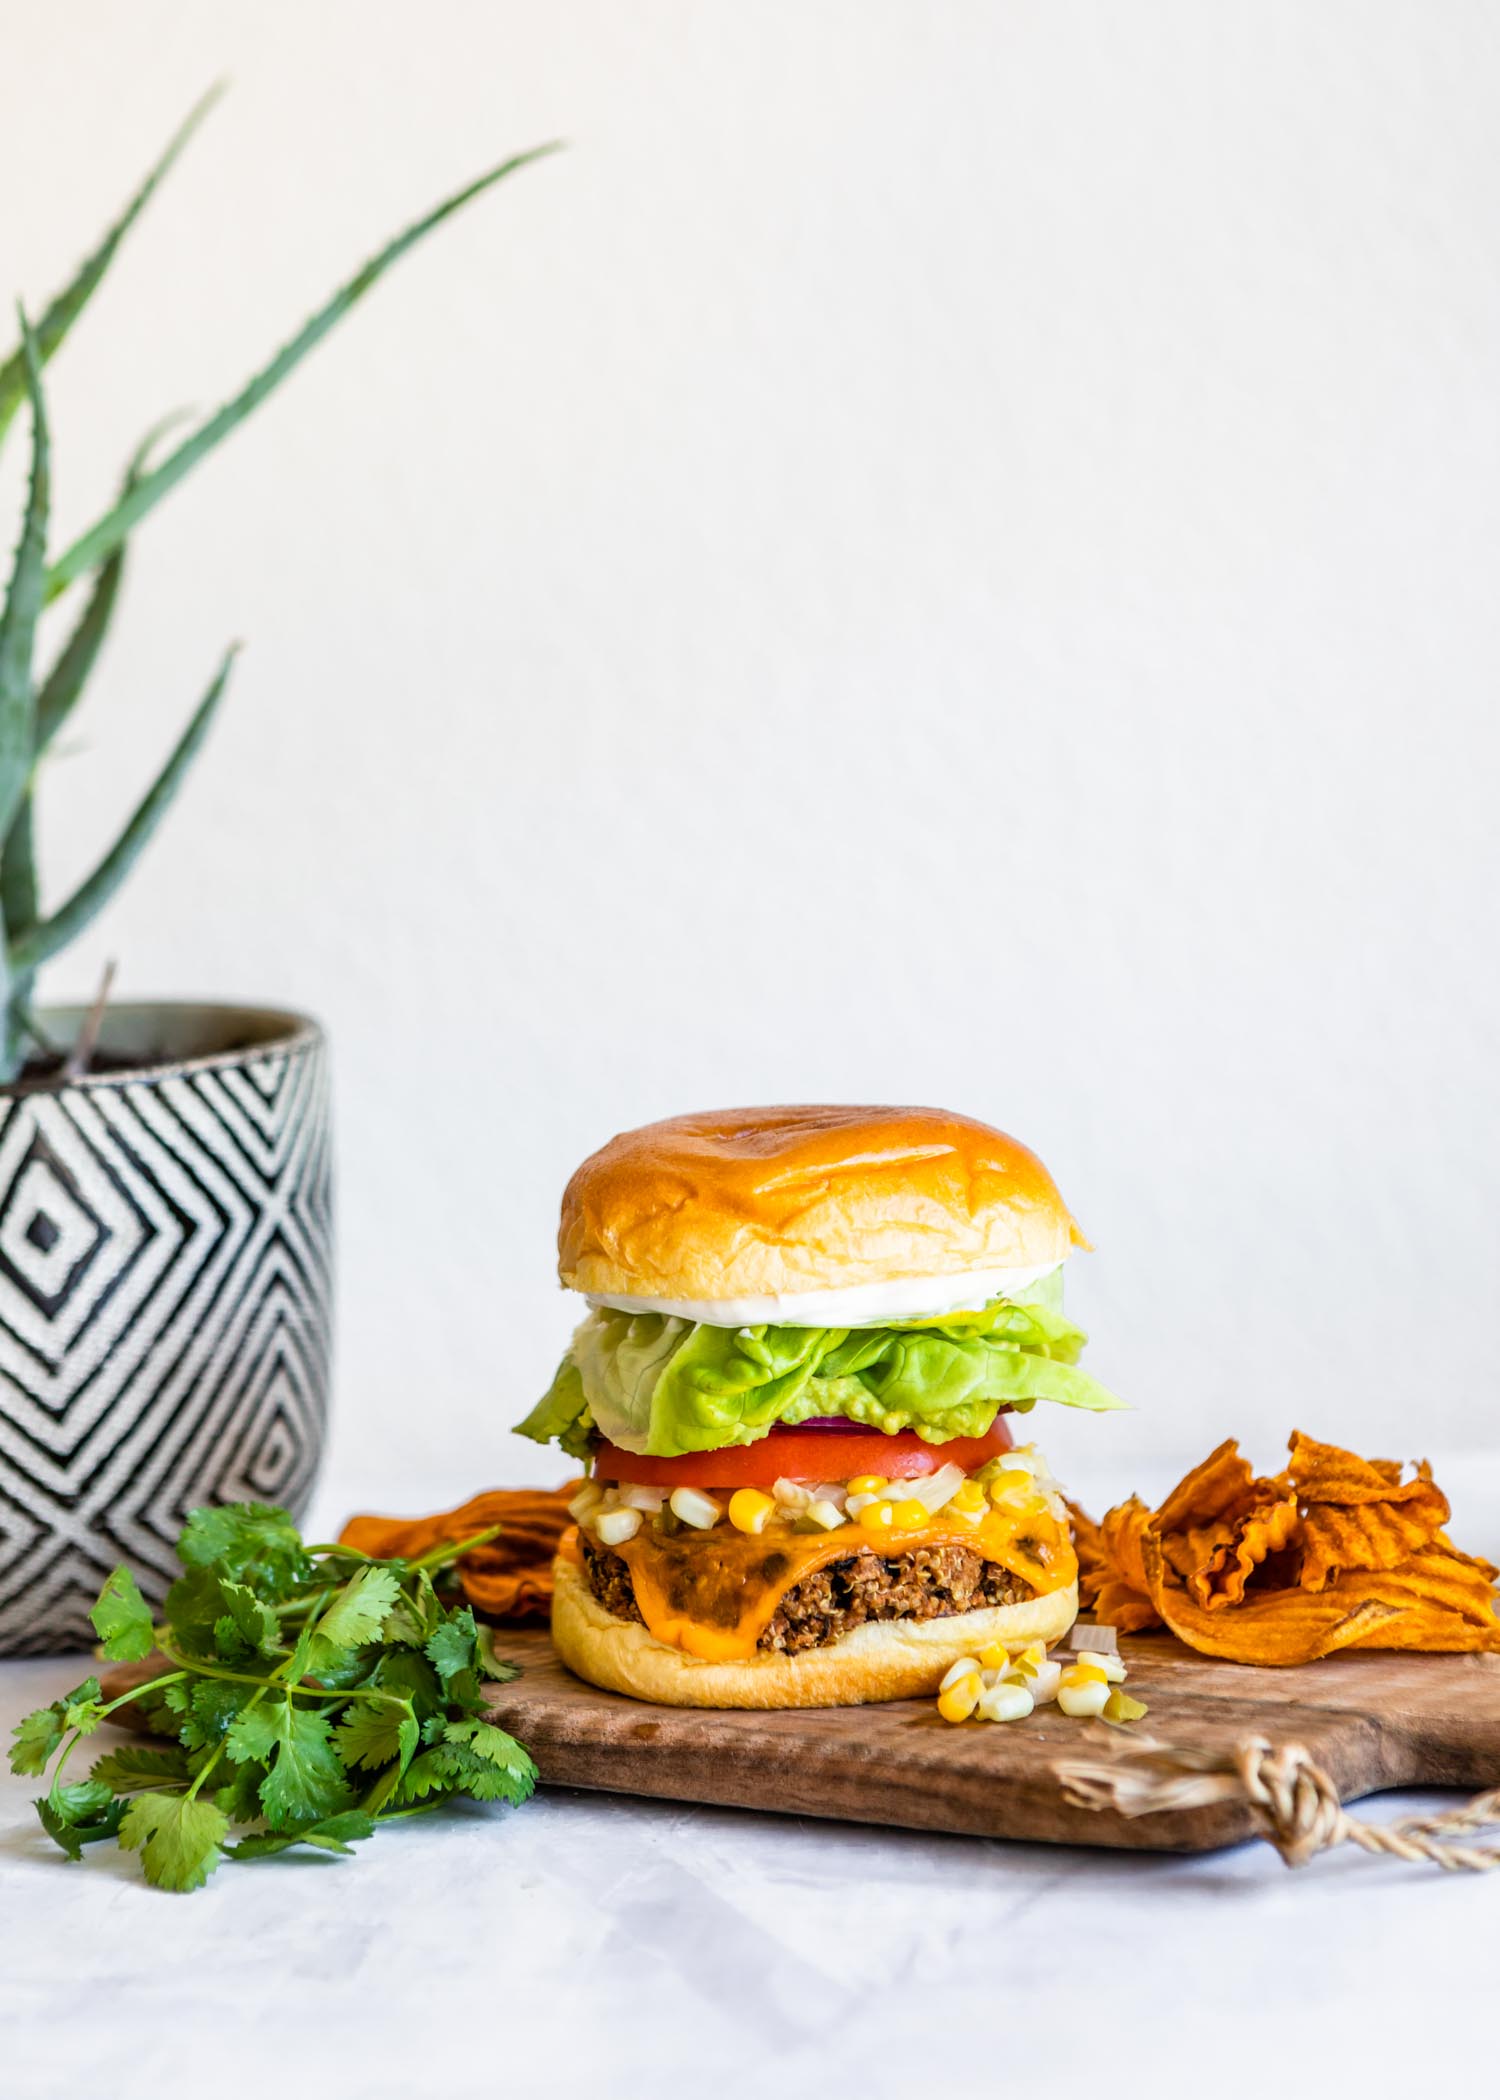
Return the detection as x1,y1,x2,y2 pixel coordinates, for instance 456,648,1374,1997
1232,1737,1347,1867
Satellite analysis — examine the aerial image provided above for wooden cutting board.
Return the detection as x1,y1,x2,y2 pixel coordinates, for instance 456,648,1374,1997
477,1628,1500,1853
99,1629,1500,1853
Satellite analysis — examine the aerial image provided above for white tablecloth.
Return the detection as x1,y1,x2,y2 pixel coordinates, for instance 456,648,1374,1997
6,1457,1498,2098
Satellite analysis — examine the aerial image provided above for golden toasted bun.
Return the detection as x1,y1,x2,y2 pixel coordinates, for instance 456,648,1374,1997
550,1555,1079,1710
558,1104,1086,1303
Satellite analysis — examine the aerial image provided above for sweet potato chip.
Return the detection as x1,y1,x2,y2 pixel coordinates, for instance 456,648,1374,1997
1069,1494,1160,1632
1287,1430,1452,1591
1072,1432,1500,1664
1140,1528,1411,1664
339,1484,579,1621
1189,1485,1301,1609
1154,1439,1258,1533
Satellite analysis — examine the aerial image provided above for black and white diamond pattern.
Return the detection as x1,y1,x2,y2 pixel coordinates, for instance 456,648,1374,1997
0,1030,333,1653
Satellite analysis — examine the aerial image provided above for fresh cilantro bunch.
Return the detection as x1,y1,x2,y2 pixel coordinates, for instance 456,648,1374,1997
8,1503,537,1891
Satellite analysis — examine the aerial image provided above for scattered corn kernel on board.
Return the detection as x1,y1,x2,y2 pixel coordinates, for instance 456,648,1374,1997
475,1628,1500,1852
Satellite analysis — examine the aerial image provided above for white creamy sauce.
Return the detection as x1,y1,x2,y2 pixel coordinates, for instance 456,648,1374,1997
584,1260,1065,1330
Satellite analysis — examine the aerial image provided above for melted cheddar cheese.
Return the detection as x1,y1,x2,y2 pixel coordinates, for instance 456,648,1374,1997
577,1500,1077,1663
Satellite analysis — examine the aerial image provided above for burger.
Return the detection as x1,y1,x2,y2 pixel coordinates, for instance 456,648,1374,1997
517,1104,1123,1708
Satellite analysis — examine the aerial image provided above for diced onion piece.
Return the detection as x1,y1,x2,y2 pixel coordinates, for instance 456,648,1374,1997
901,1462,969,1514
806,1499,847,1531
567,1483,604,1524
595,1506,642,1546
669,1486,722,1530
1027,1660,1063,1705
617,1482,665,1514
772,1477,812,1512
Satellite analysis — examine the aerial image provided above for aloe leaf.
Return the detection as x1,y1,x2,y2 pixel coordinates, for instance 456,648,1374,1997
0,419,183,951
8,646,236,974
0,86,221,454
35,414,187,759
46,142,561,601
0,315,50,859
1,802,38,943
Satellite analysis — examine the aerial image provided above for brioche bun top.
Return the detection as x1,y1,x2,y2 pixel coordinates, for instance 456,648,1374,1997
557,1104,1087,1306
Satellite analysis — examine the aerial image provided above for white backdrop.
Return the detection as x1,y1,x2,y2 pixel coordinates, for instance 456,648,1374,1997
3,3,1497,1499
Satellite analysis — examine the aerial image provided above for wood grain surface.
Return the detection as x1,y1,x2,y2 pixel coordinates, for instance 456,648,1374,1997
480,1629,1500,1852
99,1630,1500,1854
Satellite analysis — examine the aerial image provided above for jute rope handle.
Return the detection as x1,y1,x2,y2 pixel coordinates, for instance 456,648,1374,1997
1055,1735,1500,1872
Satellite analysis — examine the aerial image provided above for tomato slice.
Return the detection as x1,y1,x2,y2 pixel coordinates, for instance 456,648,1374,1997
592,1418,1013,1489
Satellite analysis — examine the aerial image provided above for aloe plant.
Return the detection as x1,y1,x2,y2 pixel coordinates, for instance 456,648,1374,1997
0,90,557,1080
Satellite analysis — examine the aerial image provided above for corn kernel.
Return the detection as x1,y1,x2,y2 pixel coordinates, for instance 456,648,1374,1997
728,1488,775,1536
891,1499,929,1532
939,1657,982,1693
594,1506,642,1547
668,1486,722,1530
1069,1659,1110,1685
847,1474,887,1497
977,1680,1034,1723
1013,1642,1047,1672
937,1674,981,1723
988,1470,1034,1504
977,1641,1009,1672
567,1483,604,1524
950,1480,987,1515
1057,1675,1111,1719
863,1501,895,1530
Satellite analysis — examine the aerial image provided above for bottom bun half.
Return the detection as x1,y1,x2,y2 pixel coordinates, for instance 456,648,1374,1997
550,1554,1080,1710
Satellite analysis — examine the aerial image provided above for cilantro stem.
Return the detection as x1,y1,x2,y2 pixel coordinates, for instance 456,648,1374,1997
408,1526,502,1572
41,1672,190,1804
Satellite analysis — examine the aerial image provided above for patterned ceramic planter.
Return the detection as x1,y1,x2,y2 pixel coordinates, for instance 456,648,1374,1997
0,1003,333,1654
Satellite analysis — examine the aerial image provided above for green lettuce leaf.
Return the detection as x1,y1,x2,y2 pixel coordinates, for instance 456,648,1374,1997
515,1277,1123,1458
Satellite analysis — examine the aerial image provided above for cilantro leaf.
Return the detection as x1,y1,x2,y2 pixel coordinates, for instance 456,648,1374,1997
440,1719,537,1805
119,1792,229,1892
89,1565,156,1661
213,1580,280,1661
227,1700,354,1830
315,1566,401,1651
190,1680,260,1747
424,1610,478,1688
89,1744,191,1792
15,1677,111,1766
373,1650,444,1721
176,1502,310,1596
390,1748,458,1805
260,1708,354,1829
10,1704,66,1776
212,1760,266,1824
476,1625,521,1683
227,1810,376,1861
62,1677,106,1735
37,1783,126,1861
224,1702,281,1766
334,1700,418,1774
